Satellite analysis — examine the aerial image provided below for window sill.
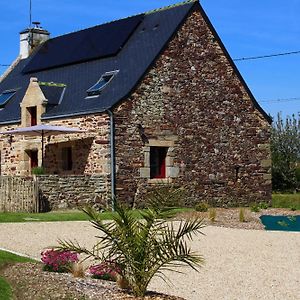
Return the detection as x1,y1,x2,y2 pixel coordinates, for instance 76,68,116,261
147,178,173,184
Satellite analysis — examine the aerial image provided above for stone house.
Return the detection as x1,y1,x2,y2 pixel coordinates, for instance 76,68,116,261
0,0,272,209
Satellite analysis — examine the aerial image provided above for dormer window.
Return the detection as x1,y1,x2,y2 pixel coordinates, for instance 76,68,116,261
86,70,118,97
0,90,16,108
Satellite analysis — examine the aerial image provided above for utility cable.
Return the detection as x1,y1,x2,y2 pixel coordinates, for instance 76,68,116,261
234,50,300,61
259,97,300,103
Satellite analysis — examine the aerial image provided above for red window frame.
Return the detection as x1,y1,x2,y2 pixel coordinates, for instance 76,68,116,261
150,147,168,179
28,106,37,126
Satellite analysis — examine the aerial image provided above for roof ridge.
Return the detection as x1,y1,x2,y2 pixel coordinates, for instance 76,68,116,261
49,14,144,42
0,56,21,84
145,0,197,15
49,0,197,41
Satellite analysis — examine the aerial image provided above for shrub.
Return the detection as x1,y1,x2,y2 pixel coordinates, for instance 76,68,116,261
146,185,186,208
58,202,204,297
209,208,216,222
32,167,45,175
258,202,269,209
296,168,300,187
195,202,209,212
89,260,121,281
250,203,261,212
271,113,299,191
41,249,79,273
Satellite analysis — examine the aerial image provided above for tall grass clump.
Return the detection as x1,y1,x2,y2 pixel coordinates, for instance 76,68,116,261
209,208,216,222
239,208,246,222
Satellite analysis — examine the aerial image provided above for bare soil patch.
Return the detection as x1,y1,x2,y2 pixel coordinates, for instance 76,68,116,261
0,262,183,300
176,207,299,230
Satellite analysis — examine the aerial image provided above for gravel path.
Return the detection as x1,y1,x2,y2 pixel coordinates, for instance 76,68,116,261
0,221,299,300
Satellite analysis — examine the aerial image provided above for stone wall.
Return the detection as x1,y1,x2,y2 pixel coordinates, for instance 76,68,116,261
37,175,110,211
0,113,111,176
114,7,272,207
43,115,110,175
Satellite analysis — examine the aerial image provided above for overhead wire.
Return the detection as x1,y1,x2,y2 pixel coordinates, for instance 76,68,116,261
234,50,300,61
259,97,300,103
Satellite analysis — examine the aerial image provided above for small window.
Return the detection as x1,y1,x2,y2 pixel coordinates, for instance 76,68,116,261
0,90,16,108
62,147,73,171
28,106,37,126
86,71,118,97
150,147,168,179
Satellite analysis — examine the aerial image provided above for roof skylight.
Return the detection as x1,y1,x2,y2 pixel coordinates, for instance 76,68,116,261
0,90,16,108
87,71,118,97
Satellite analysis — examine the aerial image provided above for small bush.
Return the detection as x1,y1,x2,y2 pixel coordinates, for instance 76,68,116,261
32,167,45,175
259,202,269,209
195,202,209,212
89,260,121,282
296,168,300,186
41,249,79,273
250,203,261,212
209,208,216,222
239,208,246,222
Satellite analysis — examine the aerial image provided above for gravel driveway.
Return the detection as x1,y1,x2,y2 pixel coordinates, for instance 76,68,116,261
0,221,299,300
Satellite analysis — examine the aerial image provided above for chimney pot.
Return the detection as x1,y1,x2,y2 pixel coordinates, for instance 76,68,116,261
20,23,50,59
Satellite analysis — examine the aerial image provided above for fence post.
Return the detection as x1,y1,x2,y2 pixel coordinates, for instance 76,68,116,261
33,175,39,213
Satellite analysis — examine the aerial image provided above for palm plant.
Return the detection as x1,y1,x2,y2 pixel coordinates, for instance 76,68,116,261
58,204,204,297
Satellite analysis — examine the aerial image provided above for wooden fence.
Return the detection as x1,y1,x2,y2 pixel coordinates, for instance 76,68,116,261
0,176,39,213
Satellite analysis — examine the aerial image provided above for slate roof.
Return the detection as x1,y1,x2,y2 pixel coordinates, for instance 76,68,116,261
0,0,271,124
0,0,196,124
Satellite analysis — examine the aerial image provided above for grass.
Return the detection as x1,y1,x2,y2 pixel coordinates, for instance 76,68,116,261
0,250,34,300
0,276,12,300
0,250,35,265
0,210,90,223
0,194,298,225
272,193,300,210
0,208,192,223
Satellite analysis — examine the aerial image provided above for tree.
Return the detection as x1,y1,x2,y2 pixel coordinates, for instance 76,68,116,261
58,202,204,297
271,113,300,191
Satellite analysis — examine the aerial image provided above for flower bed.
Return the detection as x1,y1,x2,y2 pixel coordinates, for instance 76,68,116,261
41,249,79,273
89,260,121,281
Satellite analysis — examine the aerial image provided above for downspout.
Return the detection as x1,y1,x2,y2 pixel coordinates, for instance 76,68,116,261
106,109,116,211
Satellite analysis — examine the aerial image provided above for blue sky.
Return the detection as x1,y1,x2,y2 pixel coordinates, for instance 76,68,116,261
0,0,299,118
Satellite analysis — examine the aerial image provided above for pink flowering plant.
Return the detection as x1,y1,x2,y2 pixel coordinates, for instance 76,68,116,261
41,249,79,273
89,260,122,281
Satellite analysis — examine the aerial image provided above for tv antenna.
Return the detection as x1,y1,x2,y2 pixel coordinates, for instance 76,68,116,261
29,0,33,28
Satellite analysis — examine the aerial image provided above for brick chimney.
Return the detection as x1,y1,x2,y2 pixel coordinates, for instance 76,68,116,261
20,22,50,59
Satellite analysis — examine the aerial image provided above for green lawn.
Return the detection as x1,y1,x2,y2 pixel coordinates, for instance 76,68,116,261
0,208,191,223
0,276,11,300
0,194,298,224
272,193,300,210
0,250,34,300
0,210,91,223
0,250,35,265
